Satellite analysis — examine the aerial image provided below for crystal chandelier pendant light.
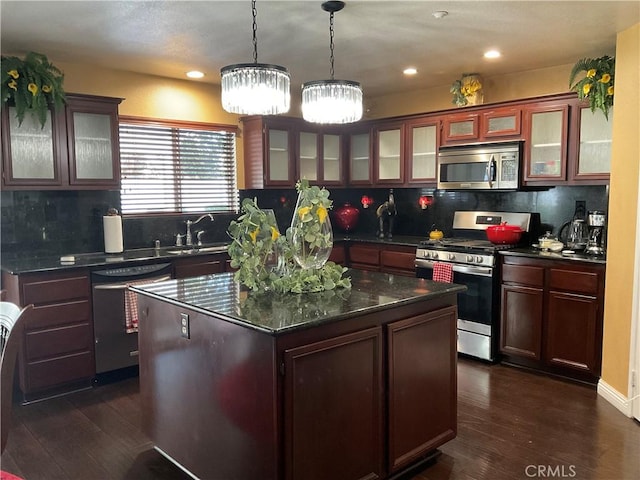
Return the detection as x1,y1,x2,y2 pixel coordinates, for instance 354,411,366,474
220,0,291,115
301,1,363,124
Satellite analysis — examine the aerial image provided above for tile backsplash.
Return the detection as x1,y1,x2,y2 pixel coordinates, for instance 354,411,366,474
1,185,608,257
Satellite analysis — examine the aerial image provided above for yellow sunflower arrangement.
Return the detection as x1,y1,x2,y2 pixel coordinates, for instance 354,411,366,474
1,51,66,128
569,55,615,119
450,73,483,107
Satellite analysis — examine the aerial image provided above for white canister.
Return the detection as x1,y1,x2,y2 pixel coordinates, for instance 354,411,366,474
103,208,124,253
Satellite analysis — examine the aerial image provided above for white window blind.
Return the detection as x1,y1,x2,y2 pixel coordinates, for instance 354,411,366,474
119,119,238,215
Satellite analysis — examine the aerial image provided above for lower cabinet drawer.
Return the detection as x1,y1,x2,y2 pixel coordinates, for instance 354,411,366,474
22,275,90,304
28,300,91,330
380,250,415,272
549,268,599,295
349,245,380,266
25,323,94,361
23,351,94,392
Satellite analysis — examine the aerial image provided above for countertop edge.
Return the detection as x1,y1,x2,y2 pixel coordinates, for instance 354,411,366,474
499,248,606,265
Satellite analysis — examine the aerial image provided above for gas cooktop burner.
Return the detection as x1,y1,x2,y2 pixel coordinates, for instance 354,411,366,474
419,238,518,251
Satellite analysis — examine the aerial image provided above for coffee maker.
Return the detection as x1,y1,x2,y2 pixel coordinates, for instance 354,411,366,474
585,210,606,255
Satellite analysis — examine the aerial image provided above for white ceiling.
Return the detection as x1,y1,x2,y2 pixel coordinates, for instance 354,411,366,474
1,1,639,98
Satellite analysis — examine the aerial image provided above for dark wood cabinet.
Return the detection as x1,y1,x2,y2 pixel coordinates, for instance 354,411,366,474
283,327,384,480
1,93,122,190
405,116,439,185
329,241,346,265
387,306,457,473
522,101,570,184
374,121,405,185
482,107,522,138
500,255,605,383
1,269,94,401
441,111,480,145
347,242,416,277
242,116,346,189
173,253,228,279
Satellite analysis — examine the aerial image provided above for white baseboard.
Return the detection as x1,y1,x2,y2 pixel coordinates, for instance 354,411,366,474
597,379,632,417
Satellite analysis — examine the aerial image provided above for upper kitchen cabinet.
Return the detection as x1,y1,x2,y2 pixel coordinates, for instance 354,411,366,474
1,93,122,190
347,125,373,185
243,116,296,189
298,126,345,186
65,95,122,187
405,116,439,185
482,107,522,139
522,100,569,184
243,116,346,188
441,107,521,146
374,121,405,185
441,111,479,145
569,103,612,183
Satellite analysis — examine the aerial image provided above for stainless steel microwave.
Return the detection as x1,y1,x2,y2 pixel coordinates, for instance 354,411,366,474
437,142,521,190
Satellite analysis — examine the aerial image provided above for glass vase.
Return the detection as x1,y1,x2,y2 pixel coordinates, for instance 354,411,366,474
290,191,334,269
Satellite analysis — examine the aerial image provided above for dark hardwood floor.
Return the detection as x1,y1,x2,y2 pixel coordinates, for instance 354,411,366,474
1,359,638,480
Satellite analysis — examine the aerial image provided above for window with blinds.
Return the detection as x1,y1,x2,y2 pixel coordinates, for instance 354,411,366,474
119,118,238,215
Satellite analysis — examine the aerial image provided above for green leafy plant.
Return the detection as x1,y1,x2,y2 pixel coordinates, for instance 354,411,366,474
227,191,351,294
569,55,615,119
450,73,483,107
1,51,66,128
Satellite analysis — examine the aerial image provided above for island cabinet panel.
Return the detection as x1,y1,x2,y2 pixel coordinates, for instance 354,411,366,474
1,269,94,401
137,299,279,480
283,327,384,480
387,306,457,473
499,255,605,384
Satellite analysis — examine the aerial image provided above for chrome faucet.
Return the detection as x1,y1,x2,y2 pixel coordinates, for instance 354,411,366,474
185,213,214,246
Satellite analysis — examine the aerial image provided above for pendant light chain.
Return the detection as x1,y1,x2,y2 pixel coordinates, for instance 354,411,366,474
252,0,258,63
329,11,335,80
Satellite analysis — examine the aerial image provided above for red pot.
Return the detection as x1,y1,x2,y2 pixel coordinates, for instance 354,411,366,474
333,203,360,232
486,222,523,244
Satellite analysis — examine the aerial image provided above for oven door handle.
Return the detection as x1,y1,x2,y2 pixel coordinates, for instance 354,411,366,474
415,259,493,277
93,275,172,291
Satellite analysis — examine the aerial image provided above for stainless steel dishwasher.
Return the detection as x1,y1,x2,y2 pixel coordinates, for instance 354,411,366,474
92,262,173,374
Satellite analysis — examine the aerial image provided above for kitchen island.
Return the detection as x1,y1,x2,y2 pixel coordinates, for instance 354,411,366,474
131,269,466,480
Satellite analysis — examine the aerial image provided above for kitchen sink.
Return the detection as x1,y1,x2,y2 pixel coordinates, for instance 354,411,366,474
166,245,228,255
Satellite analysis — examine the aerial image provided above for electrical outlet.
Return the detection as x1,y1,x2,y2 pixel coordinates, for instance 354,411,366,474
575,200,586,219
180,312,190,339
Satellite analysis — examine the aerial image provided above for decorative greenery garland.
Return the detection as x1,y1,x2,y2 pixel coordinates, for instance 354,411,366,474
1,52,66,128
569,55,615,119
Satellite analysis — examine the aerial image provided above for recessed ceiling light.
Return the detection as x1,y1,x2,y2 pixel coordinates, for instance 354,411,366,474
432,11,448,19
403,67,418,75
186,70,205,79
484,50,501,59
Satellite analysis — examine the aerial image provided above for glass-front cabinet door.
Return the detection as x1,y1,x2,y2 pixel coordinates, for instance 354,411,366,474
441,112,479,145
298,131,319,182
523,103,569,183
66,95,121,187
482,107,521,138
375,123,404,184
406,118,438,184
321,133,342,184
573,106,612,181
349,129,372,185
2,106,63,186
266,128,293,186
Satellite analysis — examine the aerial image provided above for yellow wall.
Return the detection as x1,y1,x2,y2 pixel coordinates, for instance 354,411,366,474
55,61,247,187
366,63,576,119
600,23,640,395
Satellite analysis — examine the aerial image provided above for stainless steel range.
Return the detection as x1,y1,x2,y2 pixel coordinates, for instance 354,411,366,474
415,211,538,361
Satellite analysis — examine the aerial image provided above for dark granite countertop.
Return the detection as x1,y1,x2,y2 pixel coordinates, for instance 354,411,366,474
1,243,230,274
334,234,427,247
500,248,607,265
131,269,466,335
1,236,427,275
